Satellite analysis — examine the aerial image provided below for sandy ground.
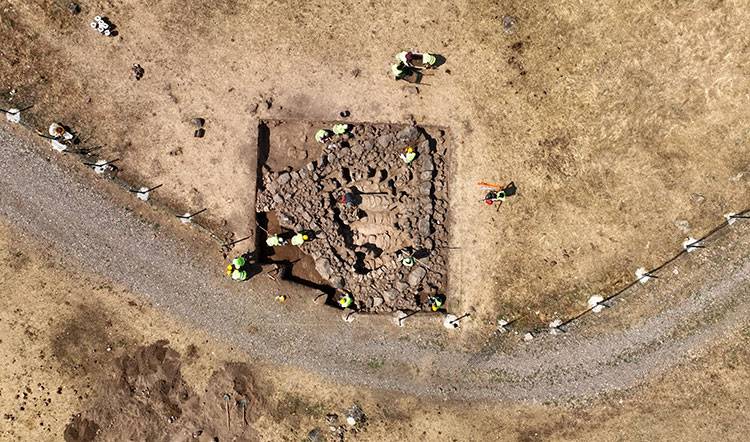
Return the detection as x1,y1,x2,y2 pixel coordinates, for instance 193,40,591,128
1,0,748,332
1,220,750,441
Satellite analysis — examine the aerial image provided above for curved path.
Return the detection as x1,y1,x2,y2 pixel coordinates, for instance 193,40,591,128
1,127,748,402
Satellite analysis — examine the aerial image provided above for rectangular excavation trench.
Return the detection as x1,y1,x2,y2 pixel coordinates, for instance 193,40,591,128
254,119,451,313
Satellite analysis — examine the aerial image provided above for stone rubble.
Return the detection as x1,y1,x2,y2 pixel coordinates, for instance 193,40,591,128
256,123,450,312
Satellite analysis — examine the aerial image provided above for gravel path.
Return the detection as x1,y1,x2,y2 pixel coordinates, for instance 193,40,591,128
1,127,749,402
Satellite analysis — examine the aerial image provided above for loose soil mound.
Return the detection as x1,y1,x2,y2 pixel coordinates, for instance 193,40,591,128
63,341,265,442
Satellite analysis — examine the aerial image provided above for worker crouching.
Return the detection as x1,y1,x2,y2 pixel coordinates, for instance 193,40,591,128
338,291,354,309
226,256,249,281
427,295,446,312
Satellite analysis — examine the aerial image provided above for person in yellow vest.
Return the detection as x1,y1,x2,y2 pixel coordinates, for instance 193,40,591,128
421,52,437,67
402,255,415,267
391,62,409,80
315,129,332,144
400,146,417,164
291,232,309,246
338,291,353,309
332,123,349,135
266,233,287,247
427,295,445,312
226,256,249,281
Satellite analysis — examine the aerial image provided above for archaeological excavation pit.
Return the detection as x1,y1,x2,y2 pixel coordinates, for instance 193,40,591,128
255,119,451,312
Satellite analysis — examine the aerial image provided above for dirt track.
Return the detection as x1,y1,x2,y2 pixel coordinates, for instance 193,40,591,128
2,127,749,403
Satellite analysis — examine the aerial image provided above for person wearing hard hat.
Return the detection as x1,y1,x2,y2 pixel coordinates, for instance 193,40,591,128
315,128,332,144
291,232,309,246
338,291,353,309
421,52,437,67
484,190,506,206
266,233,286,247
226,256,249,281
391,62,409,80
402,255,415,267
332,123,349,135
400,146,417,164
427,295,445,312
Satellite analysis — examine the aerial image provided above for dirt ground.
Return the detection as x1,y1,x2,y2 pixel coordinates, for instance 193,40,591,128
1,1,749,330
2,220,750,441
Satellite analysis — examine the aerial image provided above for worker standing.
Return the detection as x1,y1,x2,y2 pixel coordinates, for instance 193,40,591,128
226,256,249,281
291,232,309,246
266,233,287,247
338,291,353,309
400,146,417,164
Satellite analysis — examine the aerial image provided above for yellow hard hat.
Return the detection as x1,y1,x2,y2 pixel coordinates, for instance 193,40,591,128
226,264,233,276
302,234,309,241
405,146,414,153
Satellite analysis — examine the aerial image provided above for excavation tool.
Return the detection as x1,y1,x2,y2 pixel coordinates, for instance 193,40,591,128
223,393,231,430
238,398,249,427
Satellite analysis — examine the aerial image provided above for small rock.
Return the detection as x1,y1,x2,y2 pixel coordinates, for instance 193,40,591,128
68,3,81,15
194,128,205,138
330,276,345,288
191,117,205,127
674,219,690,233
306,162,316,171
372,297,384,307
277,172,291,185
420,171,433,180
383,289,399,303
502,16,518,34
307,428,324,442
404,85,419,94
419,181,432,196
418,217,431,236
376,133,394,147
690,193,705,205
407,266,427,287
315,258,334,280
397,126,419,141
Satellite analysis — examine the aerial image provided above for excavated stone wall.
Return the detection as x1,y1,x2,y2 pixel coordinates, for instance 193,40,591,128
256,123,450,312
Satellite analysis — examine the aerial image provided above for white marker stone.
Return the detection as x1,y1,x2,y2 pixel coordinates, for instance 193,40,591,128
443,314,459,329
136,186,150,201
682,237,700,252
342,309,356,323
51,139,68,152
725,213,736,225
635,267,651,284
5,108,20,124
394,310,408,327
180,213,192,224
548,318,562,335
346,416,357,426
523,332,534,342
588,295,605,313
93,160,111,174
497,318,509,333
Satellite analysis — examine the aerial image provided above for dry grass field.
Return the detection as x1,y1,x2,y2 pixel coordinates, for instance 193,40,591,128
1,1,748,328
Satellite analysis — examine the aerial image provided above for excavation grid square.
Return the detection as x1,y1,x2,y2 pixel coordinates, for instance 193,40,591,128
255,120,451,312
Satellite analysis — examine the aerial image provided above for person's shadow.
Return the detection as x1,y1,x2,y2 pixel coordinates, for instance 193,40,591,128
503,181,518,197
